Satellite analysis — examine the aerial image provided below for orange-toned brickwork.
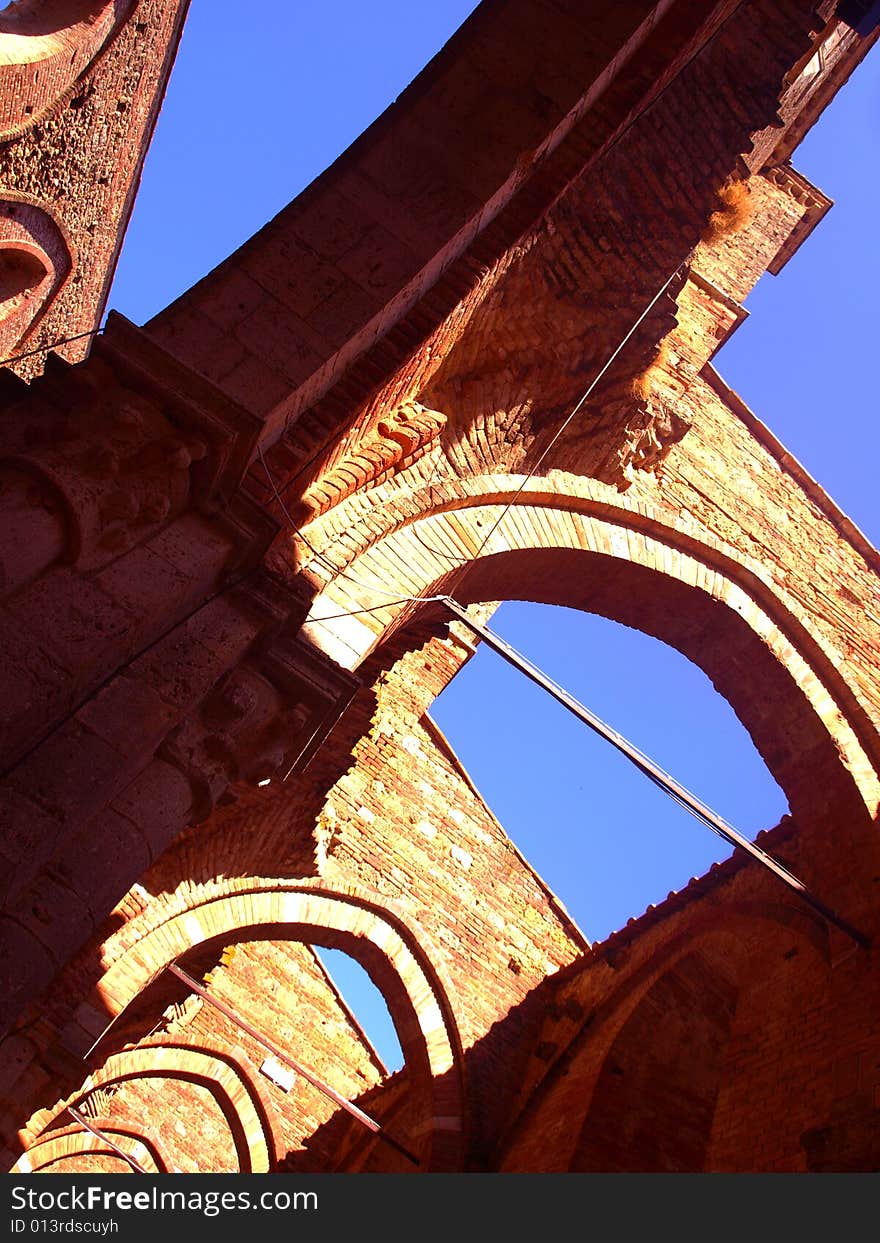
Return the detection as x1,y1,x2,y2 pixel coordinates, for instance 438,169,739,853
2,0,880,1173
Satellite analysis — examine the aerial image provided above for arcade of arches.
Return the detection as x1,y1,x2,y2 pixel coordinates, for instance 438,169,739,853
1,0,880,1173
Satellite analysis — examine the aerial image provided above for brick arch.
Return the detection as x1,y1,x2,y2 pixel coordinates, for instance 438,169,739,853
13,1118,168,1173
565,900,833,1069
300,480,880,826
0,2,134,139
64,884,466,1171
501,901,834,1171
24,1042,275,1173
0,198,73,357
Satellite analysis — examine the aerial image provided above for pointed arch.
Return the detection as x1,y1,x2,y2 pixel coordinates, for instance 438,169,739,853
46,882,467,1171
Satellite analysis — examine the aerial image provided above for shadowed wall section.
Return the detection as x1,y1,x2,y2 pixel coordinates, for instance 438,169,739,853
570,951,738,1171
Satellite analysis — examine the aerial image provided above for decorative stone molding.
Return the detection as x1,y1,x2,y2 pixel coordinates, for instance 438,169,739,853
764,162,833,276
1,363,205,576
0,569,359,1034
618,395,693,488
96,313,266,504
0,313,275,595
161,584,360,819
160,667,300,820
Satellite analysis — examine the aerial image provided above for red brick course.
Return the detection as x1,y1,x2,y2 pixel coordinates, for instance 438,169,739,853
2,0,879,1174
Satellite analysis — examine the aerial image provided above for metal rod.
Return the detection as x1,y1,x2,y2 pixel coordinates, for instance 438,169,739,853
68,1107,148,1174
166,962,421,1166
281,681,360,782
82,965,166,1061
441,596,870,949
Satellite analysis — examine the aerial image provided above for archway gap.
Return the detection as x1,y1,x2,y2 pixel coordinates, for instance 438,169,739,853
53,884,468,1171
313,945,404,1074
430,600,791,942
300,473,880,773
13,1126,165,1174
22,1042,275,1174
300,492,880,830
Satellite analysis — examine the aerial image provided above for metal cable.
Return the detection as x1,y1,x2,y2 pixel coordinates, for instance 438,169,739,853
0,327,102,369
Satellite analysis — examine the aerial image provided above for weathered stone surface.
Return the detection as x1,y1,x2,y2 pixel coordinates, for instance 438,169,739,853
0,1,190,374
2,0,880,1176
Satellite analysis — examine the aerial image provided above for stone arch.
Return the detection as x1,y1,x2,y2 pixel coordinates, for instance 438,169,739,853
13,1119,168,1173
0,2,135,139
299,478,880,831
500,900,835,1171
0,198,73,358
571,948,739,1171
568,905,838,1171
563,900,832,1088
58,883,466,1171
23,1041,276,1173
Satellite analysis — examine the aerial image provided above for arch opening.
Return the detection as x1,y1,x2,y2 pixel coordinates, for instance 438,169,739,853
431,600,790,943
33,885,466,1172
0,239,51,360
0,2,133,139
78,930,423,1169
314,945,405,1074
300,496,879,971
302,499,879,823
0,244,45,297
570,948,739,1171
0,202,73,355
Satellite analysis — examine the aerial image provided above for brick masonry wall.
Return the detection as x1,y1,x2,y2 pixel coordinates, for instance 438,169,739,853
497,823,880,1171
67,939,389,1173
0,1,189,372
182,941,388,1170
304,630,585,1156
145,0,688,436
2,623,584,1168
3,0,880,1175
276,18,880,1167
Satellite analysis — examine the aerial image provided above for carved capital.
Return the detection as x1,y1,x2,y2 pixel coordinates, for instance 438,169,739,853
617,395,693,490
0,313,278,589
2,370,205,570
160,666,295,819
159,575,359,819
95,313,266,503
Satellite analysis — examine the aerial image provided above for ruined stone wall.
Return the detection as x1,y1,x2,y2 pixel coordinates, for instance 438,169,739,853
0,1,190,372
3,0,880,1174
2,623,584,1170
145,0,707,438
56,939,390,1174
497,802,880,1172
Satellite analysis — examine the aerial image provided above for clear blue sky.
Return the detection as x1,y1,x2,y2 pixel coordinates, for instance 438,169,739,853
108,3,879,1072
